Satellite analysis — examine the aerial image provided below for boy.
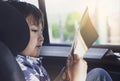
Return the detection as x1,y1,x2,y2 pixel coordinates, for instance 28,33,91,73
7,1,112,81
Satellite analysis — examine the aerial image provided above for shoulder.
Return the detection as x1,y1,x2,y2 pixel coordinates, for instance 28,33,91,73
16,55,33,70
16,55,40,81
16,55,27,70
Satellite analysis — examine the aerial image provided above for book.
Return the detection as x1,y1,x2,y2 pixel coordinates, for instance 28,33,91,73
70,7,98,58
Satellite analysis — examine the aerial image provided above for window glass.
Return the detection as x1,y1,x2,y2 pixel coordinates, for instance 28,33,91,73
45,0,120,45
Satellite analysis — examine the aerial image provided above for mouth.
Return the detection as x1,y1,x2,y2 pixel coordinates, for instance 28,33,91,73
36,45,42,48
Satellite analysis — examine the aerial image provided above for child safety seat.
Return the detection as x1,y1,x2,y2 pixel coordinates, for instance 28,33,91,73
0,1,30,81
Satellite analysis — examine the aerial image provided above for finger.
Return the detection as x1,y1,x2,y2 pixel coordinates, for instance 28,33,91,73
82,60,87,65
80,59,88,70
67,54,74,67
73,54,81,63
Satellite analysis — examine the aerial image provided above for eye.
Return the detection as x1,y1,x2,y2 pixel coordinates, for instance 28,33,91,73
31,29,38,33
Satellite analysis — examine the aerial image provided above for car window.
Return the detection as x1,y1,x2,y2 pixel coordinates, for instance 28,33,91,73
20,0,120,45
45,0,120,45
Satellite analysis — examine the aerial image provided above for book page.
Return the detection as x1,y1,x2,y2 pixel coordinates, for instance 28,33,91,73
71,30,88,58
70,7,98,58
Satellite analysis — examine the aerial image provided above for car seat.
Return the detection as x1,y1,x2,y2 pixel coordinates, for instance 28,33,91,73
0,1,30,81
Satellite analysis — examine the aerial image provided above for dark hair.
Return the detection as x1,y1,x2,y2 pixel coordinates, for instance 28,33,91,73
6,1,44,27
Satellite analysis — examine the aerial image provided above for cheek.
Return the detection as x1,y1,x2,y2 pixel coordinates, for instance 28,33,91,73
29,38,36,47
29,34,38,46
29,31,38,47
30,32,35,41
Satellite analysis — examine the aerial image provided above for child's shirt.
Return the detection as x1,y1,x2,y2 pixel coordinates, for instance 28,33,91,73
16,54,50,81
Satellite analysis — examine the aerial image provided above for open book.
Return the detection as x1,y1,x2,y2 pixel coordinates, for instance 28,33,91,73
71,7,98,58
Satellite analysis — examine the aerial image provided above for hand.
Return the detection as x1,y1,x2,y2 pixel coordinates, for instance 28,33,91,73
54,67,67,81
67,54,88,81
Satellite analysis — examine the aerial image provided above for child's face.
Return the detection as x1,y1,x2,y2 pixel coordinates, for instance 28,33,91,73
21,16,44,57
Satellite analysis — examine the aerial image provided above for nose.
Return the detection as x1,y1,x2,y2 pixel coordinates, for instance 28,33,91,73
38,33,44,42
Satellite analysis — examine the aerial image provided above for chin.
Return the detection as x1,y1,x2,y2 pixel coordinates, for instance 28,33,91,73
34,53,40,57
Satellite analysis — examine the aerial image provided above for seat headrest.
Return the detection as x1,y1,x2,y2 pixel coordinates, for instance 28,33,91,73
0,1,30,54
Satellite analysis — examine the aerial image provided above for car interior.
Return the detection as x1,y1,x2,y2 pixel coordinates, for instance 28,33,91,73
0,0,120,81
